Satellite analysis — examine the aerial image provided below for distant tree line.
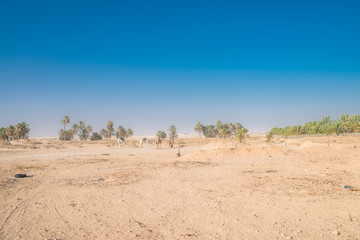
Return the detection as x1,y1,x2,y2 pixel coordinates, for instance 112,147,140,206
59,117,133,141
0,122,30,142
269,114,360,138
194,121,248,142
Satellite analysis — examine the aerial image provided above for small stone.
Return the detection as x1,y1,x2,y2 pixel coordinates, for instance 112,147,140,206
332,231,340,236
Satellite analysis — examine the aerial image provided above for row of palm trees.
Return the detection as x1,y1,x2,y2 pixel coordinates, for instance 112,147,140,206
194,121,248,142
153,125,177,148
269,114,360,137
59,114,360,143
60,117,134,141
98,120,133,140
0,122,30,142
60,117,93,141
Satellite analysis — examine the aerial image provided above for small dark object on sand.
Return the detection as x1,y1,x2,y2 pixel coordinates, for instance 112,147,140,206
176,153,181,157
15,174,27,178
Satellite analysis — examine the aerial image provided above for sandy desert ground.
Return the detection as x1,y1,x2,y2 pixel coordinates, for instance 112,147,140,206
0,135,359,240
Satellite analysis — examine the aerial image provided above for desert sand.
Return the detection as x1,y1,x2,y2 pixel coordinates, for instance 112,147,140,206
0,135,359,240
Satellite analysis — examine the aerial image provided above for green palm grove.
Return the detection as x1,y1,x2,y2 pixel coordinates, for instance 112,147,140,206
58,117,133,142
193,121,248,142
0,122,30,142
269,114,360,137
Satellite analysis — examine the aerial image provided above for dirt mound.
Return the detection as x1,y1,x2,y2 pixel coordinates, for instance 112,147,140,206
203,139,239,149
183,144,297,160
298,141,326,149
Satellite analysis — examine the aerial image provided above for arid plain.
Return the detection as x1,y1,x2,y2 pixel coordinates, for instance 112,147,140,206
1,135,359,240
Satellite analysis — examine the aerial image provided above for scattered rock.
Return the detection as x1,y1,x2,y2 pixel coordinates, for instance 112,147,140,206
332,231,340,236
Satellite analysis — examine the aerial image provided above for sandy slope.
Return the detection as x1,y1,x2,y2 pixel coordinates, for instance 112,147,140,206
0,136,359,240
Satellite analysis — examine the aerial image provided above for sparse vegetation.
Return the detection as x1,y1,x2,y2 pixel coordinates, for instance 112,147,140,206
196,121,248,139
78,122,92,141
90,132,103,141
107,121,114,138
116,126,126,139
115,126,133,142
72,123,79,140
266,131,273,142
0,122,30,142
236,128,247,143
156,130,167,139
168,125,177,148
61,115,70,140
194,122,203,138
126,128,133,140
59,129,74,141
100,128,108,138
156,130,167,148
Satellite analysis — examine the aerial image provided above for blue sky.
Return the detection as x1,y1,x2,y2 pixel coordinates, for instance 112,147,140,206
1,0,359,137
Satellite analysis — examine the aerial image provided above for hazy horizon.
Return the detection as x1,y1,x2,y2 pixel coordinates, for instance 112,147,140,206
1,1,359,138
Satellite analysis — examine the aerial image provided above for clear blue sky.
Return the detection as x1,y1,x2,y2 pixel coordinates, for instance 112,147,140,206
1,0,359,137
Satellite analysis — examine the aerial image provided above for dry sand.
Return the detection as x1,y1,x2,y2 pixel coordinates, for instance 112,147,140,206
0,135,359,239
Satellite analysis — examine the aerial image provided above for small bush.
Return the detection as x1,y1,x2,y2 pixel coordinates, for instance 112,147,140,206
266,131,273,142
90,132,103,141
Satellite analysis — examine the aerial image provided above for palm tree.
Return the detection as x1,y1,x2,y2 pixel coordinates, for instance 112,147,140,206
215,120,222,137
77,121,86,140
227,123,236,136
20,122,29,139
126,128,133,139
107,121,114,139
338,114,350,134
61,115,70,141
79,128,90,141
14,123,21,140
156,130,167,139
100,128,108,138
194,122,203,138
168,125,177,148
0,127,8,142
116,126,126,139
79,121,85,130
348,114,360,133
14,122,30,140
331,122,343,136
235,122,243,131
61,115,70,132
86,125,93,134
218,126,230,138
236,128,246,143
320,116,332,126
6,125,15,141
292,125,303,136
311,123,321,135
155,130,167,149
168,125,177,139
72,124,79,140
